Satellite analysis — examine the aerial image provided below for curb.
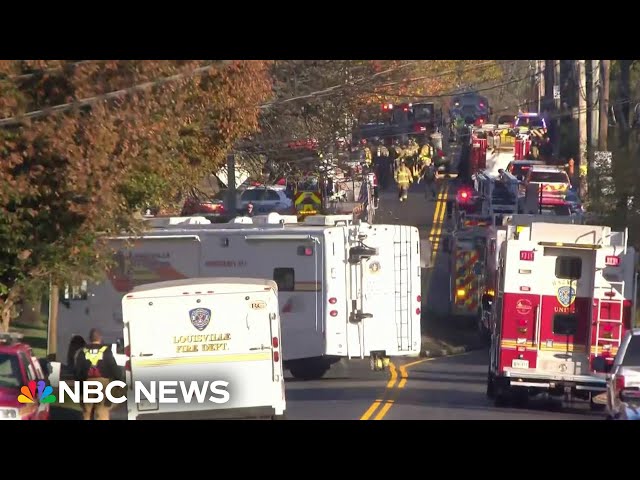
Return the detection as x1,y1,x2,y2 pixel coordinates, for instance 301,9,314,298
419,342,484,359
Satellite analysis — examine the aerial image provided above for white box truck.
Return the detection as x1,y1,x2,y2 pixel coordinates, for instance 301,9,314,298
56,213,425,380
122,278,286,420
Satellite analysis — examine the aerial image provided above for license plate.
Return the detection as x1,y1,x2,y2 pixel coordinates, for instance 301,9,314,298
512,359,529,369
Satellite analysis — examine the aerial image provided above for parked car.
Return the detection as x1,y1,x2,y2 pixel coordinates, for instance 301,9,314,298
0,332,52,420
181,190,227,217
238,185,293,215
595,329,640,420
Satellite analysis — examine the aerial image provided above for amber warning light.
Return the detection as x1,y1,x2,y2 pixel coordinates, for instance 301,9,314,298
520,251,534,261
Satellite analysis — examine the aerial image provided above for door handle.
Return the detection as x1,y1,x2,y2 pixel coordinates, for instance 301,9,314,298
139,353,153,357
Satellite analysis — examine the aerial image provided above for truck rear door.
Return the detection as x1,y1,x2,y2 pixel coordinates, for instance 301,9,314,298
124,288,278,419
347,225,418,357
534,247,596,376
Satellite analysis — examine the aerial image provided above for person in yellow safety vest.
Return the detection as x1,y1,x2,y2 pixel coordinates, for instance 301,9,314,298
364,145,373,167
419,143,433,164
74,328,123,420
394,159,413,202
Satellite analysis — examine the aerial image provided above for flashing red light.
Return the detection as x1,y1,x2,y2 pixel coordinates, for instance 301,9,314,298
304,247,313,256
273,351,280,362
460,190,469,199
328,297,337,304
416,308,421,315
479,102,484,107
417,295,421,302
124,346,131,357
520,251,535,261
330,310,338,317
272,337,279,348
605,255,620,266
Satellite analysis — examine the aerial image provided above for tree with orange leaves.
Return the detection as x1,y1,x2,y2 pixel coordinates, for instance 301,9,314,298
0,60,273,331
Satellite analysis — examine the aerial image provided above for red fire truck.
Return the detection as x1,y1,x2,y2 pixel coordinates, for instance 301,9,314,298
445,215,496,321
487,221,638,409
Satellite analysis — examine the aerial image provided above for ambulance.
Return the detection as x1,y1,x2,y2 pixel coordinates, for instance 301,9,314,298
478,214,585,340
487,221,638,409
122,278,286,420
57,213,424,381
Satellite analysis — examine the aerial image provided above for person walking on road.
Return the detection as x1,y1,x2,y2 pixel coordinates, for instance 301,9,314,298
394,159,413,203
419,158,437,200
74,328,123,420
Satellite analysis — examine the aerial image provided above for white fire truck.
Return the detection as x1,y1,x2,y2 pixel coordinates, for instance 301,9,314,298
56,213,425,380
487,221,638,409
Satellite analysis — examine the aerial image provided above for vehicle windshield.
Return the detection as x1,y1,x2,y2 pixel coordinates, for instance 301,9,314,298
0,353,21,388
621,336,640,367
529,171,569,183
241,189,280,202
498,115,514,124
411,104,434,121
516,116,546,128
509,163,538,178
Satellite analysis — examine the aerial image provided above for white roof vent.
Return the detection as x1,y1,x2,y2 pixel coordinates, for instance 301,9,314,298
252,213,299,225
229,216,255,224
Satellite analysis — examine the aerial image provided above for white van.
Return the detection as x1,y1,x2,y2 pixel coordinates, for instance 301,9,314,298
122,278,286,420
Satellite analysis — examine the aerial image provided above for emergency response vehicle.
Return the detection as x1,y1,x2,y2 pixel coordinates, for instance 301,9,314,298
478,214,586,340
487,221,638,409
57,213,424,381
0,332,51,421
444,216,496,321
522,165,572,209
122,278,286,420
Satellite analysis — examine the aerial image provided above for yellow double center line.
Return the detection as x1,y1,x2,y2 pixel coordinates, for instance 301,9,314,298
359,181,449,420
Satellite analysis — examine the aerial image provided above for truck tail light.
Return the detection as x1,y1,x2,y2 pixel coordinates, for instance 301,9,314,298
272,337,279,349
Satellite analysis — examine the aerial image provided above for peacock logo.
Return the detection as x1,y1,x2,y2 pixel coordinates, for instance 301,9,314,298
18,380,56,404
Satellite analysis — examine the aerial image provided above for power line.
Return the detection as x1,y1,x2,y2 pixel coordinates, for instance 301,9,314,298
0,62,229,127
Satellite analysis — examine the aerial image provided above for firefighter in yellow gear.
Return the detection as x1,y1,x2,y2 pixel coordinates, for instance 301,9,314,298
395,160,413,202
363,146,373,167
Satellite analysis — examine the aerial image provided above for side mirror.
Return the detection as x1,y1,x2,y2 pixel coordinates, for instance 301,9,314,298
592,356,609,373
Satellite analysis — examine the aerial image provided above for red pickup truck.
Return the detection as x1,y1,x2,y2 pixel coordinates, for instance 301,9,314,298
0,333,51,420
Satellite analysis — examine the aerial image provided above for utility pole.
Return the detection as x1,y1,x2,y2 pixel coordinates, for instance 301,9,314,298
599,60,611,151
577,60,588,199
554,60,561,111
225,153,237,215
589,60,600,170
537,60,545,112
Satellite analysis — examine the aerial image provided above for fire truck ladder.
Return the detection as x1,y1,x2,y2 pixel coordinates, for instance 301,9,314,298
593,280,626,357
394,226,411,352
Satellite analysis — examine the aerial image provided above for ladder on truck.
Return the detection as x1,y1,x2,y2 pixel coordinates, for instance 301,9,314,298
593,280,626,357
592,228,631,356
394,227,412,352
